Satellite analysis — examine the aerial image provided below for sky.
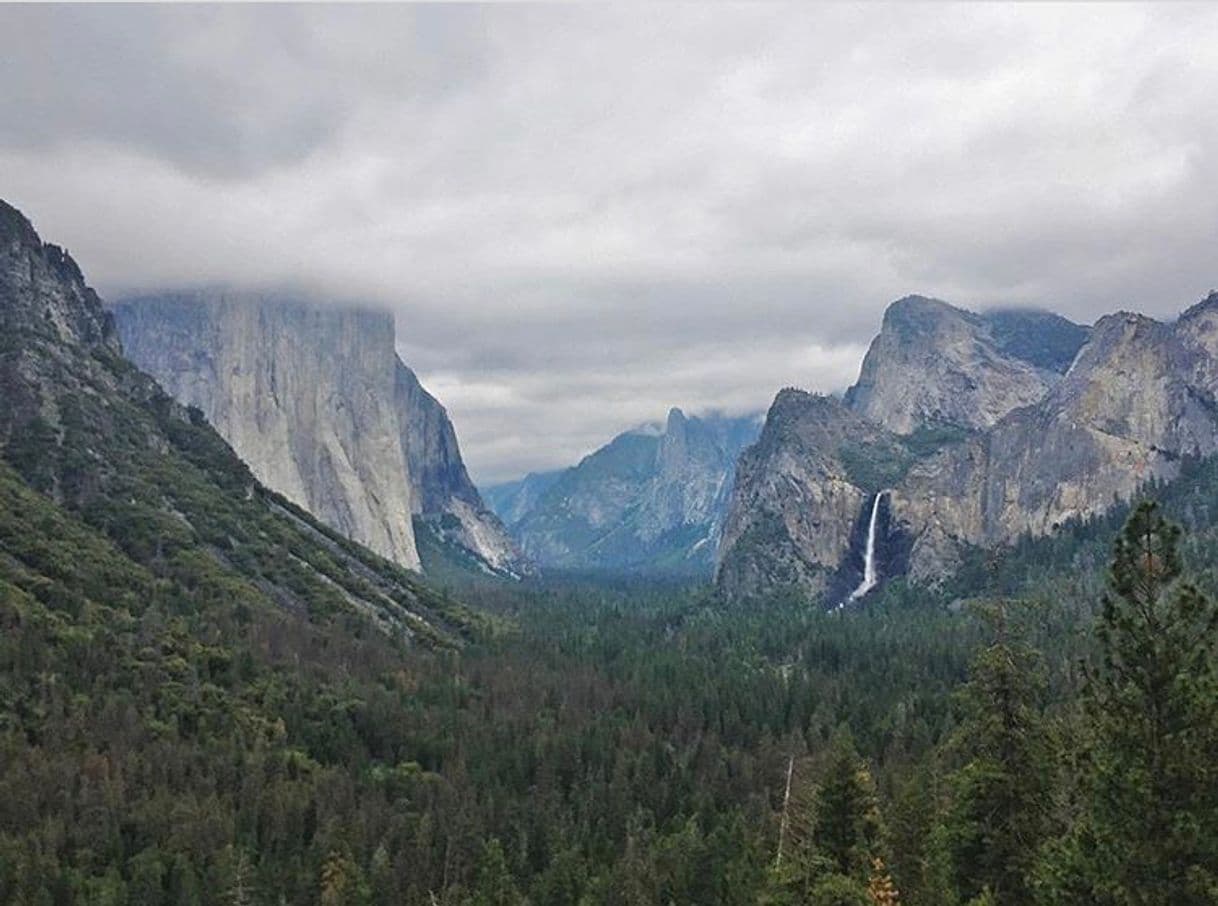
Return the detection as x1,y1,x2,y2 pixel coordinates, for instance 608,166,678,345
2,4,1217,484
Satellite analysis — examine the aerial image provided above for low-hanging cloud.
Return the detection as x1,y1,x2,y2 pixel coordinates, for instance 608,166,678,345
2,4,1217,483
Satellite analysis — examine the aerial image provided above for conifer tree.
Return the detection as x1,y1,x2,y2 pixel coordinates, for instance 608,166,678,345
946,601,1052,905
816,731,885,883
1039,502,1218,904
471,838,524,906
867,856,900,906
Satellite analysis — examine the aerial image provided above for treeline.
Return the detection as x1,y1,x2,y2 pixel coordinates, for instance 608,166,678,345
1,501,1216,903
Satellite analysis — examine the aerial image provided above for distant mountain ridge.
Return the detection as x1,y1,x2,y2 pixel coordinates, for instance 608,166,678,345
717,293,1218,602
112,291,527,578
486,408,761,575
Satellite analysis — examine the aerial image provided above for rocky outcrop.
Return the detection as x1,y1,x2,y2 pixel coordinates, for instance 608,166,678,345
112,292,526,577
394,361,525,576
483,470,564,528
895,304,1218,579
718,293,1218,601
0,202,124,470
844,296,1087,433
488,409,760,574
715,391,903,600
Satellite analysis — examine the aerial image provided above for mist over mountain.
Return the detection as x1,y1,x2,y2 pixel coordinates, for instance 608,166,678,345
0,198,472,644
6,5,1218,902
718,292,1218,603
111,291,527,579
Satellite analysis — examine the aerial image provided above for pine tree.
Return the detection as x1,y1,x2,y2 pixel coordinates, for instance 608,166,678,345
816,731,885,883
471,838,523,906
320,850,368,906
1040,502,1218,904
946,601,1052,905
809,873,873,906
888,766,951,906
867,856,900,906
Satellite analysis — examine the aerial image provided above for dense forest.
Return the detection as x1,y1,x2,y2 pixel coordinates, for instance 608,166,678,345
3,485,1217,903
2,195,1217,905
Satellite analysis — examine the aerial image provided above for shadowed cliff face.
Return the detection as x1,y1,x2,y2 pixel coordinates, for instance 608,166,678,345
393,361,525,575
487,408,761,575
112,292,527,577
719,293,1218,601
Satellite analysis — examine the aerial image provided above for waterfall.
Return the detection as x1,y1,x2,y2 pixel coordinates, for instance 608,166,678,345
846,490,886,604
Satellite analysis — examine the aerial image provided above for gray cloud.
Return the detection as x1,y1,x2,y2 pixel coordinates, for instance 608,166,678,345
2,4,1216,483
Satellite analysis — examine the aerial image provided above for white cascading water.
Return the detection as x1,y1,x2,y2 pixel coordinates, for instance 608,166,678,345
846,490,886,604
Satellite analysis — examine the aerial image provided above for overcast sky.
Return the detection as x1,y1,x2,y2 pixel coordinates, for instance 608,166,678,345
3,5,1217,484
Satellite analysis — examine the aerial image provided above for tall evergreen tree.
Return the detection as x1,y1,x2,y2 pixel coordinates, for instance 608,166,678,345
1039,502,1218,904
946,602,1052,905
816,731,885,884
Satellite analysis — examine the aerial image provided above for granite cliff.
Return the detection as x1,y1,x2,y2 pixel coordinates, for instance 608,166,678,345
0,198,472,644
112,292,526,577
718,293,1218,602
844,295,1088,433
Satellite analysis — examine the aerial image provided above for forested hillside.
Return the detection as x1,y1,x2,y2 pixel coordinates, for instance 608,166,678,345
4,493,1217,903
2,195,1217,905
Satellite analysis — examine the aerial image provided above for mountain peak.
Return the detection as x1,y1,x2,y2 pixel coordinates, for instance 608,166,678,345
847,295,1060,434
881,295,965,328
1179,289,1218,323
0,198,118,355
0,199,40,249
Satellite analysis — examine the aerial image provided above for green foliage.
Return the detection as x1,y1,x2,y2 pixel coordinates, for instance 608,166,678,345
809,873,872,906
838,442,913,493
839,421,971,492
815,732,884,882
6,296,1218,906
1035,502,1218,904
470,839,523,906
944,604,1053,906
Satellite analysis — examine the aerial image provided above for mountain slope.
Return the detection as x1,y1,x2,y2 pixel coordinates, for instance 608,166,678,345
483,469,564,527
490,409,761,575
393,360,526,576
112,292,527,578
0,198,477,647
719,293,1218,602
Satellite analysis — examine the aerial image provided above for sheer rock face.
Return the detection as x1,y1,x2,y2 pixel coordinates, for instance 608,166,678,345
487,408,761,574
896,304,1218,579
718,293,1218,600
844,296,1087,433
112,292,525,576
394,361,525,575
113,292,422,571
715,391,899,600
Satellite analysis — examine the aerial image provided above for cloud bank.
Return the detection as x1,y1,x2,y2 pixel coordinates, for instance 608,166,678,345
2,4,1216,482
